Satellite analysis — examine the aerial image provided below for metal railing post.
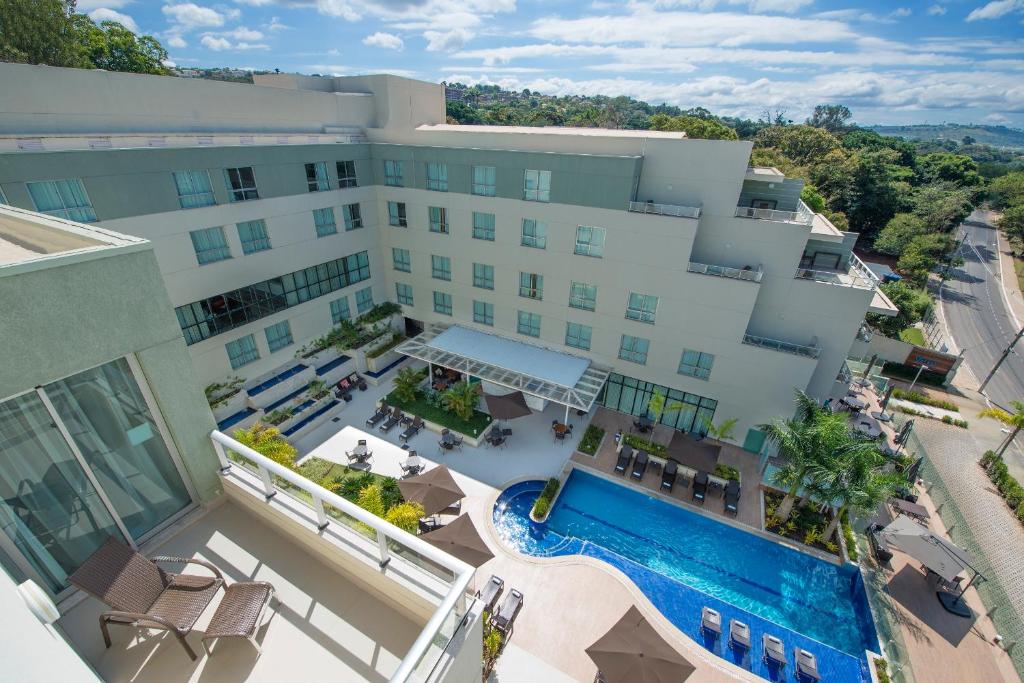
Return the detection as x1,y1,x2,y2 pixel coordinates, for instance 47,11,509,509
212,439,231,473
312,495,329,531
257,464,276,499
377,530,391,568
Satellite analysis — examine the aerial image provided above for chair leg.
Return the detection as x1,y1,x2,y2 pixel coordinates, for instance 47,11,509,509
175,632,199,661
203,637,216,657
99,615,114,649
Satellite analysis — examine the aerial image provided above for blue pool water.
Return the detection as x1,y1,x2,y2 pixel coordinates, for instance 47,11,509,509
493,471,878,683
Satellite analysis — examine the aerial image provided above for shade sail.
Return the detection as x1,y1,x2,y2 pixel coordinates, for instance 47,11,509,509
586,605,695,683
484,391,532,420
397,465,465,517
421,514,494,568
879,515,976,582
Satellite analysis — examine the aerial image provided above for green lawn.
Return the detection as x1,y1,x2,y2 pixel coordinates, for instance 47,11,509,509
899,327,926,346
384,389,492,437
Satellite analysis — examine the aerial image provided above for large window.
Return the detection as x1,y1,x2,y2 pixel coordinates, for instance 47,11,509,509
305,162,330,192
388,201,408,227
237,219,271,254
625,293,658,324
473,300,494,326
434,291,453,315
472,165,496,196
384,159,404,187
569,281,597,312
330,296,351,324
337,160,357,188
426,162,448,191
342,203,362,230
396,282,414,305
519,272,543,300
173,170,216,209
432,254,452,281
523,169,551,202
176,251,371,344
227,334,260,368
190,226,231,265
517,310,541,337
521,219,548,249
473,212,495,241
473,263,494,289
224,167,258,202
26,178,97,222
598,373,717,436
574,226,605,258
619,334,650,364
679,349,714,380
313,207,337,237
393,247,411,272
265,320,294,352
429,206,449,234
565,322,593,351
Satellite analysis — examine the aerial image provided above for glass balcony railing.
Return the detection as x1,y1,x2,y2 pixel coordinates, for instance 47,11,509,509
688,261,763,283
628,200,701,219
735,199,814,225
742,333,820,359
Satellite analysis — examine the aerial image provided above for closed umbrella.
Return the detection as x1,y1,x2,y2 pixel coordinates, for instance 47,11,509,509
398,465,465,516
484,391,532,421
586,605,695,683
421,514,494,567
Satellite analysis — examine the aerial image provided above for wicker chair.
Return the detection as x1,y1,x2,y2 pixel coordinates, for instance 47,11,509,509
68,537,225,661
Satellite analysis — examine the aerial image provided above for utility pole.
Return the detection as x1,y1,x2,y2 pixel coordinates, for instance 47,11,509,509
980,325,1024,392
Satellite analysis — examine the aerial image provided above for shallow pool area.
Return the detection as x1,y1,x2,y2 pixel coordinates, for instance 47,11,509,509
493,470,878,683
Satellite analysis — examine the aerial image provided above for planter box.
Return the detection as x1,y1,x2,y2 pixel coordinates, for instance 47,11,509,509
277,395,337,435
211,389,248,422
366,347,403,374
248,364,317,409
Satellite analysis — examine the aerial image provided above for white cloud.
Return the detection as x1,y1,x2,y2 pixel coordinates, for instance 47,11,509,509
234,0,274,4
967,0,1024,21
236,42,270,50
737,0,812,12
88,8,139,31
77,0,132,9
223,26,264,41
891,7,911,18
162,3,226,29
200,35,232,50
305,64,420,78
927,4,947,15
167,34,188,48
266,16,290,31
424,28,473,52
363,32,405,50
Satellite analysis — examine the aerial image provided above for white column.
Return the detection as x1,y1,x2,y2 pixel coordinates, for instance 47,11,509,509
564,403,570,424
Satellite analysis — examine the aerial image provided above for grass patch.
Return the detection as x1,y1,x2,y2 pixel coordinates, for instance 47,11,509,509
384,389,492,437
892,387,959,412
577,425,605,455
898,327,926,346
1014,254,1024,296
621,433,668,458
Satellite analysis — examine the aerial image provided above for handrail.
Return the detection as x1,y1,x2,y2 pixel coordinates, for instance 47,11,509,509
850,253,881,284
628,200,701,219
209,430,474,683
734,199,814,226
688,261,763,283
742,333,820,359
793,266,873,290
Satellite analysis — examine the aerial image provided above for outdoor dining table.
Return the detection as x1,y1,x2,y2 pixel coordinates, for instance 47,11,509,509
442,432,457,445
854,418,882,438
352,443,369,458
843,395,868,411
404,454,423,469
553,423,569,435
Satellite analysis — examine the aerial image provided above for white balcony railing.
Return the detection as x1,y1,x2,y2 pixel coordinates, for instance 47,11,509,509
688,261,763,283
628,200,701,219
794,253,880,290
742,333,820,359
850,253,881,285
734,199,814,225
209,430,474,683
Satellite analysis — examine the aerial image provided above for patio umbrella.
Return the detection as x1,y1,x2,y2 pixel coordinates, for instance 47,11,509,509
398,465,465,516
586,605,695,683
483,391,532,422
420,514,494,567
879,515,976,583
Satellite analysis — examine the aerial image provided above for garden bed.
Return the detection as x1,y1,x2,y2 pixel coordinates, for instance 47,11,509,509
763,490,841,557
576,424,605,456
620,433,668,458
384,389,492,437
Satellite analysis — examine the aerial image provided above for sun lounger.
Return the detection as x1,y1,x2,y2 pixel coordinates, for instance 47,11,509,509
795,648,821,681
630,450,649,480
366,405,389,427
724,480,741,515
661,460,678,492
700,606,722,638
692,471,709,504
614,446,633,474
729,619,751,651
400,416,424,441
492,588,523,636
380,409,403,433
763,634,786,668
477,575,504,613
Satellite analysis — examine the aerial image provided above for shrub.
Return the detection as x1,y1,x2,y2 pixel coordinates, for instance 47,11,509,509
263,407,294,426
205,376,245,408
392,367,426,403
385,501,425,533
714,464,740,481
482,615,504,677
232,423,297,469
532,477,561,519
875,658,891,683
297,457,334,482
980,451,1024,526
441,381,480,421
532,497,550,519
357,301,402,325
380,477,403,510
840,509,859,561
366,333,405,359
577,424,605,455
621,433,668,457
356,484,385,518
892,388,959,412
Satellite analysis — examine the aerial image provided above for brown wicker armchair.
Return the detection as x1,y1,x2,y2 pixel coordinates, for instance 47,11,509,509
68,537,225,661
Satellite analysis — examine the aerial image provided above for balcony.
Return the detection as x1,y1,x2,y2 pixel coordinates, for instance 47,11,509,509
742,333,820,359
688,261,763,283
734,199,814,226
627,200,701,219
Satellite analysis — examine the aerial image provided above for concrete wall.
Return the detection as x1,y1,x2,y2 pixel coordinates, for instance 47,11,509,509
738,177,804,212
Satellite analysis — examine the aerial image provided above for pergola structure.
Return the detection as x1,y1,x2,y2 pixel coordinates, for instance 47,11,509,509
395,323,612,421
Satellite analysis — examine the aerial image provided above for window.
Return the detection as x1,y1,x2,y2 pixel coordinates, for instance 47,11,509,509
598,372,717,435
342,203,362,230
575,226,605,258
426,162,448,191
625,293,658,324
565,322,593,351
473,300,494,326
175,252,370,344
521,219,548,249
355,287,374,314
679,349,715,380
190,226,231,265
519,272,543,300
384,160,404,187
305,162,330,192
569,282,597,311
392,247,411,273
473,212,495,241
237,219,271,254
173,170,215,208
0,186,7,204
330,297,351,324
226,334,260,369
472,165,496,196
388,201,408,227
429,206,449,234
473,263,494,289
619,335,650,364
523,169,551,202
434,291,453,315
265,320,294,352
224,167,258,202
517,310,541,337
313,207,337,237
432,255,452,281
337,160,357,188
396,283,414,305
26,179,96,222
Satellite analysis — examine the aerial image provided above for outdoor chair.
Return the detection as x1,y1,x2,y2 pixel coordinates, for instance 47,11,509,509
201,581,275,657
502,428,512,437
795,648,822,681
729,619,751,651
438,440,454,452
491,588,524,636
489,435,506,448
400,417,424,441
692,471,709,504
630,451,649,480
724,480,741,515
68,537,226,661
632,419,650,433
554,430,567,442
700,606,722,639
661,460,678,492
418,518,444,534
450,435,464,450
614,447,632,475
868,523,894,563
762,634,786,668
477,575,504,613
380,409,403,433
366,405,389,427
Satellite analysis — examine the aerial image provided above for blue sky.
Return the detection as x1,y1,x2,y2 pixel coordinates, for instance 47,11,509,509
79,0,1024,125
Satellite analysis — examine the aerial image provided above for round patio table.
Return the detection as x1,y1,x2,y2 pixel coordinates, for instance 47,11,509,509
553,423,569,435
843,395,868,411
403,455,423,469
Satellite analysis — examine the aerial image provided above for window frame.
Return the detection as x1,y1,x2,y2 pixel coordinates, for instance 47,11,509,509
237,219,271,255
472,165,496,196
473,300,494,326
224,166,259,202
574,225,606,258
472,211,495,241
473,262,494,290
678,349,714,380
426,162,448,191
342,202,362,231
330,297,351,324
517,310,541,337
569,281,597,312
433,291,453,316
519,272,544,300
355,286,374,314
388,200,408,227
313,207,337,237
429,206,449,234
384,160,404,187
520,219,548,249
26,178,97,222
618,334,650,365
190,226,232,265
172,170,216,209
226,334,260,369
523,168,551,202
336,160,357,188
432,254,452,281
392,247,412,273
305,162,330,192
625,292,659,324
396,282,414,305
265,320,294,353
565,322,593,351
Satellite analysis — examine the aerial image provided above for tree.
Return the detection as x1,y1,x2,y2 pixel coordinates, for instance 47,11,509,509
866,281,933,337
232,422,297,469
897,233,953,285
979,401,1024,456
392,366,425,403
649,113,738,140
704,417,738,442
72,17,169,74
873,213,928,256
989,172,1024,210
917,153,984,188
646,388,683,444
810,446,902,540
0,0,85,67
800,184,826,213
385,501,425,533
910,183,974,233
806,104,853,134
441,380,479,421
999,206,1024,246
755,125,842,166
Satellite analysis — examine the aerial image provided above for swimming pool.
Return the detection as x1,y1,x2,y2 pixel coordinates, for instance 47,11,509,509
493,470,878,683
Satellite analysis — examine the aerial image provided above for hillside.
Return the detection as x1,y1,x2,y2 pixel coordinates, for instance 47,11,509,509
869,124,1024,151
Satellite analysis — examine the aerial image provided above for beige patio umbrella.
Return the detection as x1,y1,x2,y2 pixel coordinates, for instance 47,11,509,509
397,465,465,516
420,514,494,567
586,605,695,683
879,515,976,583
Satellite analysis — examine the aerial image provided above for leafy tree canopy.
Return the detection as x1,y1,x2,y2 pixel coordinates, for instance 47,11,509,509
867,281,933,337
874,213,928,256
649,113,738,140
806,104,853,134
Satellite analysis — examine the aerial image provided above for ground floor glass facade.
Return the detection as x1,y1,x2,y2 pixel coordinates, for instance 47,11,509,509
597,373,717,436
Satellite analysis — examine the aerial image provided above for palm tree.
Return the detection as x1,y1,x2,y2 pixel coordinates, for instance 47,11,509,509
646,388,683,444
392,366,425,404
442,380,480,422
979,400,1024,456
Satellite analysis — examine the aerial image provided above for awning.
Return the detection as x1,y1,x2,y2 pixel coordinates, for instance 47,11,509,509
484,391,532,420
395,324,611,411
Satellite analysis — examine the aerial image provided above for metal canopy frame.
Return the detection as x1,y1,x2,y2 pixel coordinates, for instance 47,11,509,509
395,323,611,411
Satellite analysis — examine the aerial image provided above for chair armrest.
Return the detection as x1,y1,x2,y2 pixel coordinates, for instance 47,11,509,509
151,556,225,582
101,609,181,632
